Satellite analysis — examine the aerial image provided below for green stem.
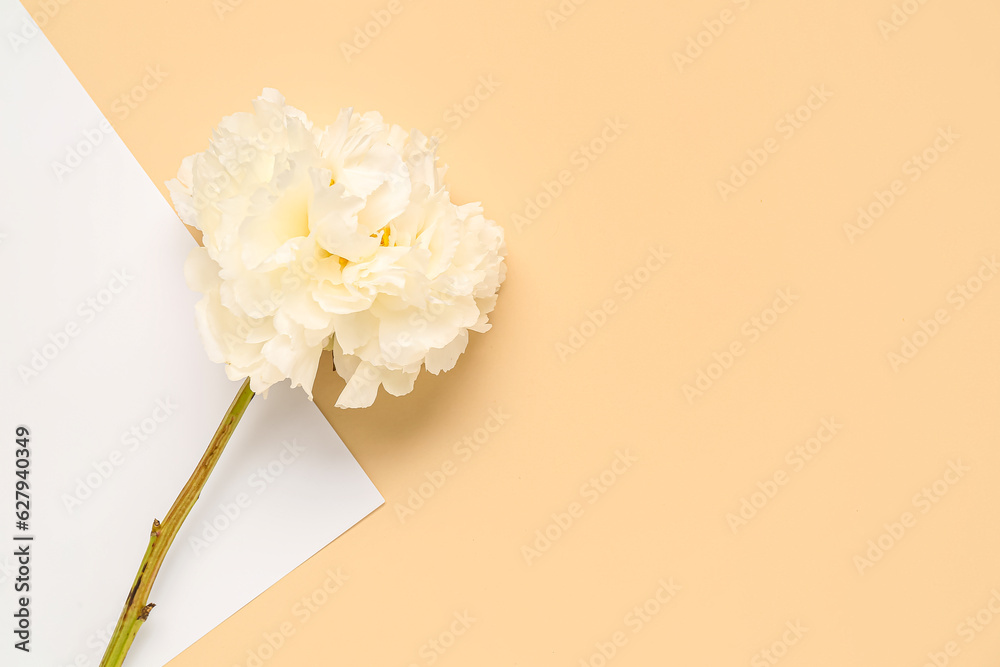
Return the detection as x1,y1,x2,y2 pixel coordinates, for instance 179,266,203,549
99,378,255,667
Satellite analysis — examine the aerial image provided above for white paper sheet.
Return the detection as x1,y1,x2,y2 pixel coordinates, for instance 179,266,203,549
0,2,384,665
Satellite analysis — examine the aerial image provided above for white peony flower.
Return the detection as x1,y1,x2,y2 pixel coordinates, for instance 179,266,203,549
167,89,506,408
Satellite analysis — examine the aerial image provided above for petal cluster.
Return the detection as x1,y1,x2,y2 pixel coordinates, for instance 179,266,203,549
168,89,506,407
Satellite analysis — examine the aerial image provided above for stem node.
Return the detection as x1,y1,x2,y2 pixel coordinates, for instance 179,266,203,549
139,604,156,621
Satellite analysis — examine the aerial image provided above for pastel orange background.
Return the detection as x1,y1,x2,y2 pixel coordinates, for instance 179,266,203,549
26,0,1000,664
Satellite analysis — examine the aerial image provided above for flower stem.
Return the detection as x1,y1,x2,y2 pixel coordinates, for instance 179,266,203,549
99,378,255,667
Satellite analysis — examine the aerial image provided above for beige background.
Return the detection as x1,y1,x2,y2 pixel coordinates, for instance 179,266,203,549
24,0,1000,664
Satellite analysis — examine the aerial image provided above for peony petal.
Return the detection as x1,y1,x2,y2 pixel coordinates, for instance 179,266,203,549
184,246,221,292
330,310,379,354
335,361,381,408
380,368,418,396
357,175,411,234
424,329,469,374
339,143,406,200
308,183,375,262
